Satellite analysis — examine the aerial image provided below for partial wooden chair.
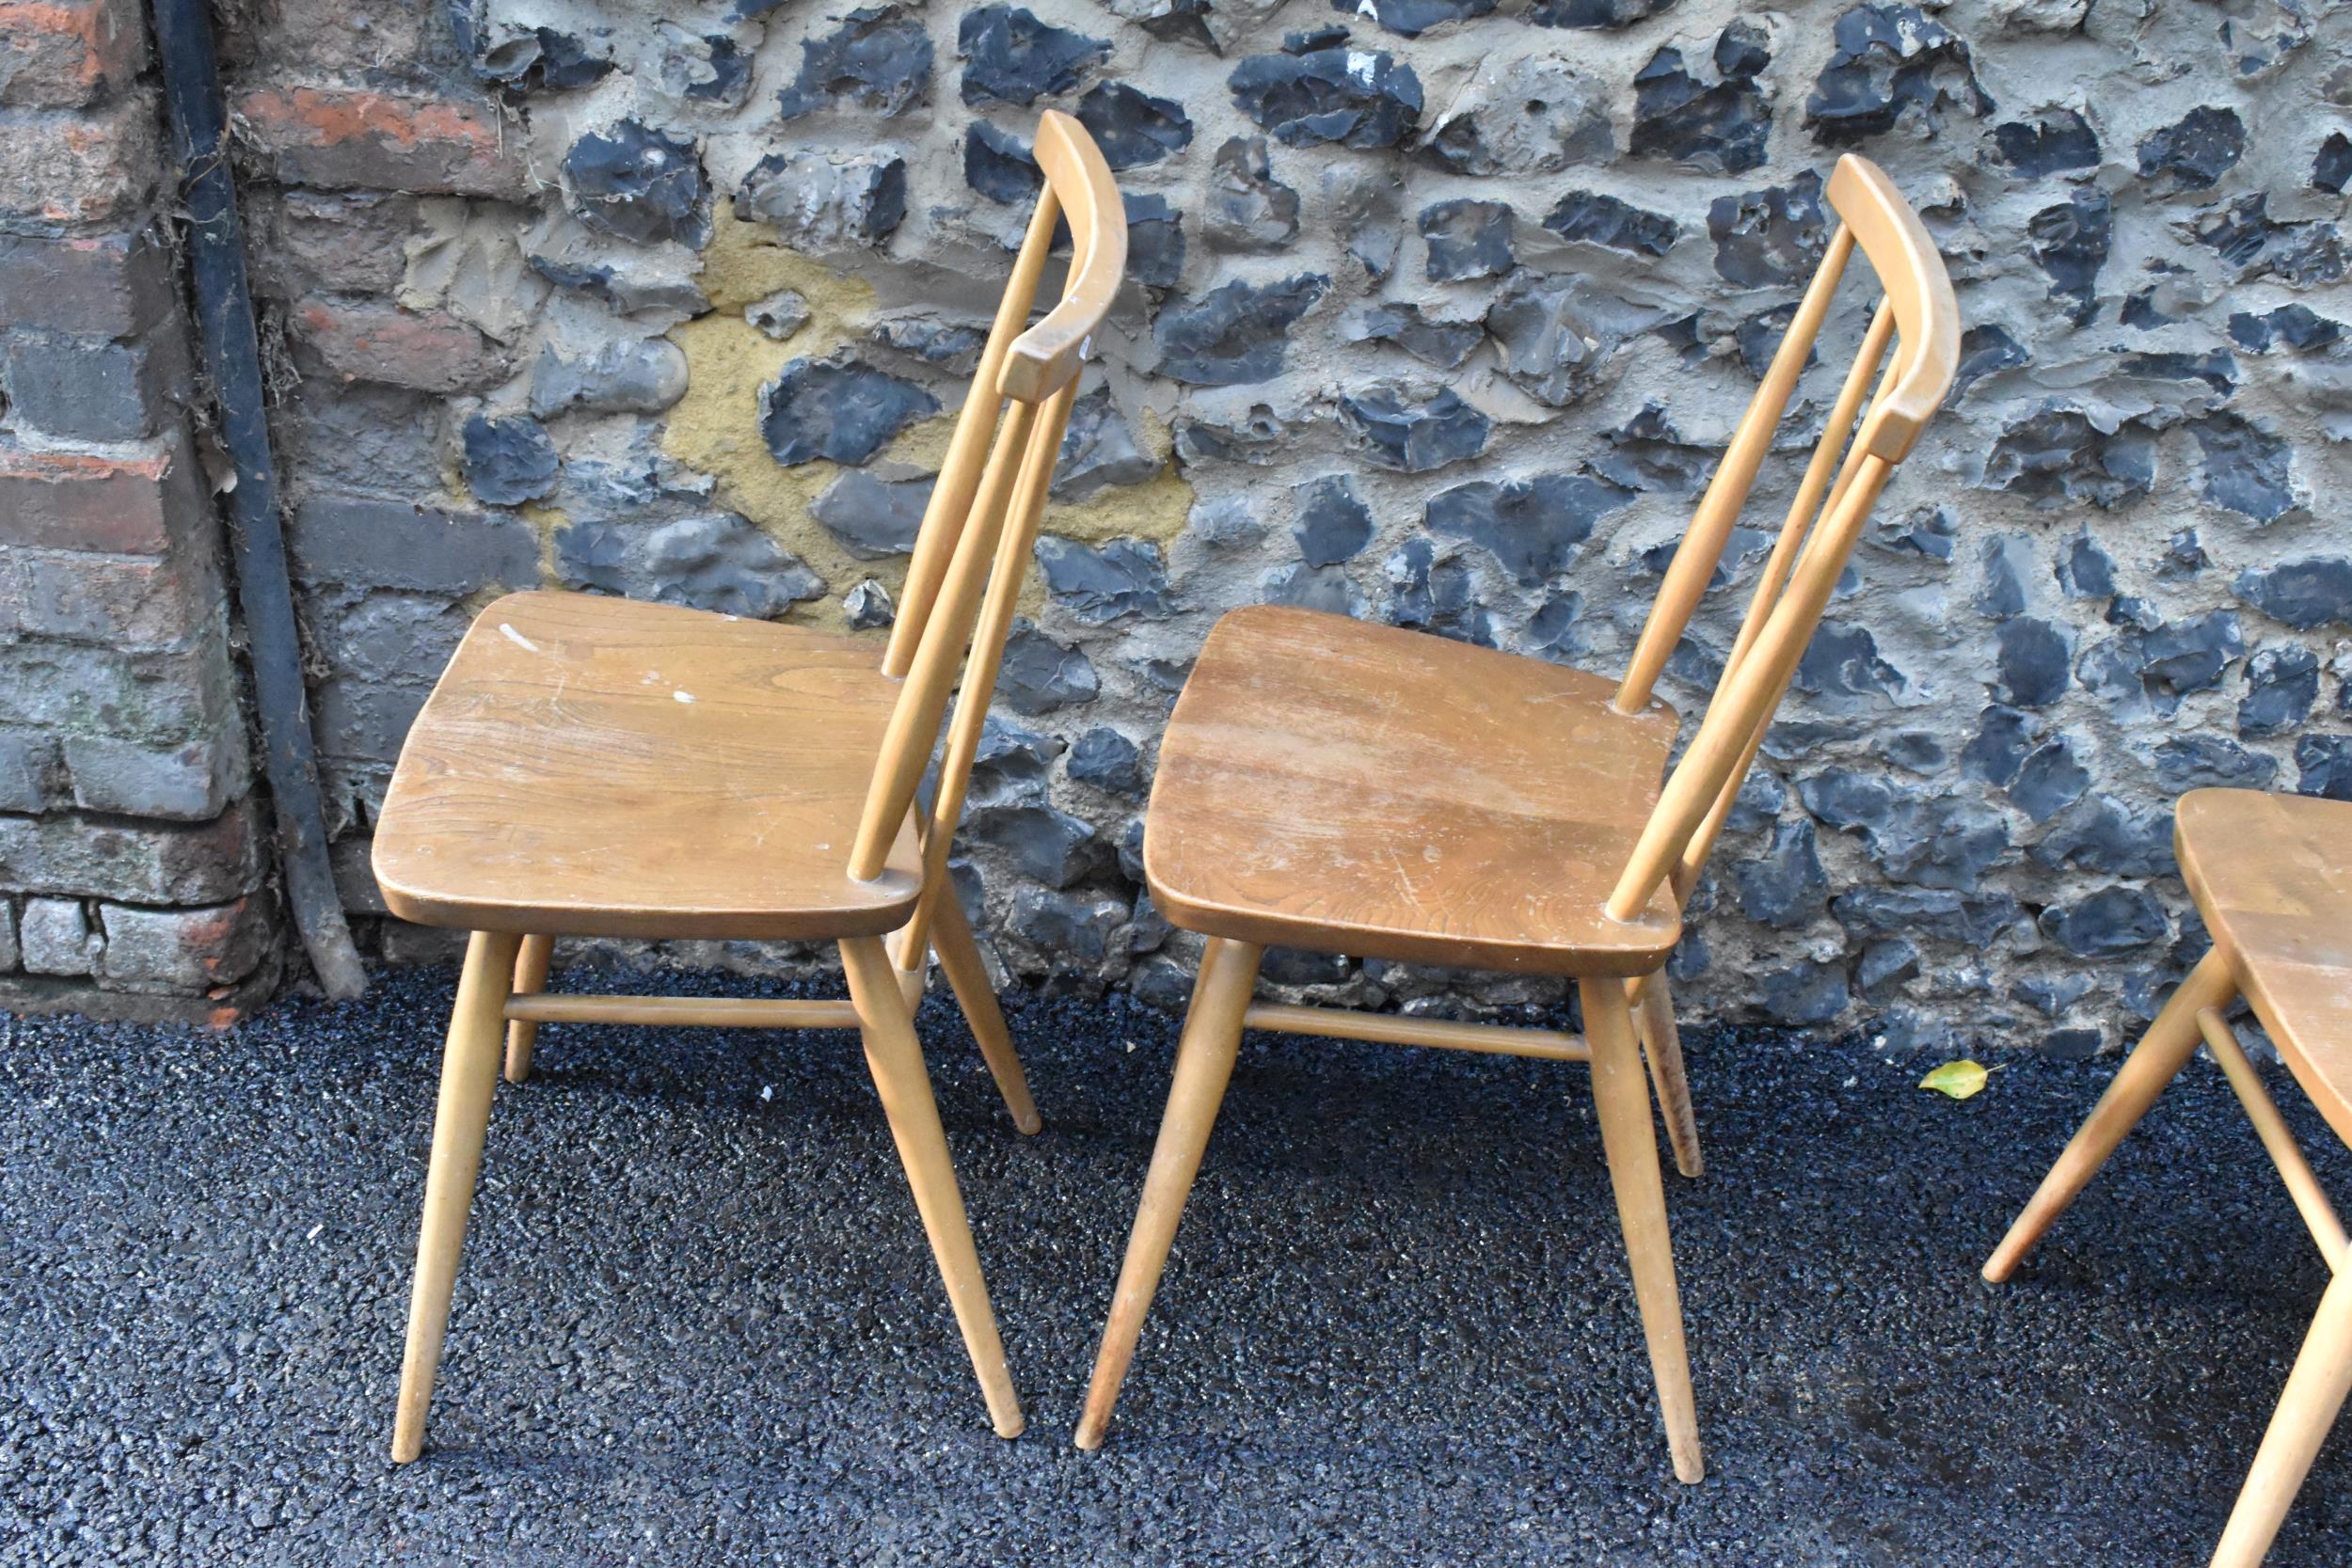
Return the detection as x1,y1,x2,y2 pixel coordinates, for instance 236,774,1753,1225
1073,153,1961,1474
370,110,1124,1460
1985,788,2352,1568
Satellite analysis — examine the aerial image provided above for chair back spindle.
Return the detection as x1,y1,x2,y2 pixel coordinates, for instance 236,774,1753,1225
849,111,1126,899
1606,154,1960,926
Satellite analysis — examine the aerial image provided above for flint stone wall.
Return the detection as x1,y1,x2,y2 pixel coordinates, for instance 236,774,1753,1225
17,0,2350,1050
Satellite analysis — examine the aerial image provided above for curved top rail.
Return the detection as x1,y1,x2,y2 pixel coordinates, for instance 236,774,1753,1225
1826,153,1960,463
1000,110,1127,404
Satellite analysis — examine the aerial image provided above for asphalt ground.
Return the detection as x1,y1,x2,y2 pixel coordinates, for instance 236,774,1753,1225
4,959,2350,1566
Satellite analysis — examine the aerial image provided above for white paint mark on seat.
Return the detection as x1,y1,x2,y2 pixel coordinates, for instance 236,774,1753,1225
499,623,538,652
674,689,695,703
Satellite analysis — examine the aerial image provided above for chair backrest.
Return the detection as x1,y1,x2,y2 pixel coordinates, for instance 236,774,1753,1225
848,110,1125,905
1604,153,1960,925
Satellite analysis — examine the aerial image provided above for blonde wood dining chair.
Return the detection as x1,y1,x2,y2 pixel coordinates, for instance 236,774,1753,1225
1985,789,2352,1568
1072,153,1960,1475
369,109,1124,1460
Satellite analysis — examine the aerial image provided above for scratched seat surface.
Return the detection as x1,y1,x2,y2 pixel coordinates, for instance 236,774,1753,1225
2178,787,2352,1146
1142,606,1687,977
372,591,922,941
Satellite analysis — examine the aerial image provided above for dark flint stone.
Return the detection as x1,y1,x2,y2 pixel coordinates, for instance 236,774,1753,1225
460,415,558,506
1857,938,1920,1000
1485,271,1642,406
1981,404,2153,508
2298,736,2352,801
2237,644,2318,737
998,622,1100,713
1833,886,2026,946
1796,622,1905,705
810,470,930,558
1953,324,2030,398
1054,388,1159,500
1420,199,1516,281
1760,960,1850,1025
1228,42,1423,149
2317,132,2352,195
1264,563,1363,617
1343,389,1491,473
736,149,908,248
964,121,1041,204
1424,470,1632,584
2076,611,2245,714
2187,413,2294,522
2234,556,2352,629
1976,534,2031,619
1735,818,1828,928
1154,275,1329,385
959,7,1110,106
870,316,987,371
1205,136,1299,252
1332,0,1495,37
2027,188,2109,325
1992,108,2099,178
1009,886,1128,966
1033,537,1174,624
553,513,824,620
1796,768,2010,891
1125,193,1185,289
2153,735,2277,793
2228,305,2344,354
2041,887,2168,958
1878,732,1946,775
1960,706,2035,788
1995,617,2071,708
685,36,752,103
564,121,708,247
776,6,934,119
966,803,1101,886
758,357,938,467
1076,82,1194,168
968,714,1062,804
1068,728,1144,796
2012,974,2094,1019
844,578,895,629
1870,504,1955,561
1292,475,1375,565
1804,4,1991,145
2008,739,2089,822
2121,351,2236,397
2137,106,2245,193
1523,591,1587,662
1708,172,1826,287
1345,303,1484,370
2058,532,2115,600
1541,191,1679,258
1383,538,1493,645
467,23,615,93
1631,23,1773,174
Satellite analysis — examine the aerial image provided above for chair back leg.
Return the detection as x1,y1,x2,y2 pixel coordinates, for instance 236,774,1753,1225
839,936,1026,1438
1633,974,1702,1180
1982,947,2237,1282
2212,1268,2352,1568
927,891,1043,1134
392,927,524,1462
1075,936,1263,1449
502,934,555,1084
1581,975,1705,1482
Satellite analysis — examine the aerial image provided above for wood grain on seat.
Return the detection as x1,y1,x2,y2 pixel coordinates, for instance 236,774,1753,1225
2178,787,2352,1146
1142,605,1685,976
373,591,922,941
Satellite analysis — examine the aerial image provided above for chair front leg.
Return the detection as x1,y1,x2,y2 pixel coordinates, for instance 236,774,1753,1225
502,934,555,1084
1634,973,1702,1179
1983,947,2237,1283
839,935,1025,1438
2211,1268,2352,1568
392,927,524,1463
1582,974,1704,1483
1075,936,1263,1450
927,890,1042,1134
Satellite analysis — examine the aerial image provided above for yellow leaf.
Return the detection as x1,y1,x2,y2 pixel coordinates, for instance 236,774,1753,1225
1918,1059,1993,1100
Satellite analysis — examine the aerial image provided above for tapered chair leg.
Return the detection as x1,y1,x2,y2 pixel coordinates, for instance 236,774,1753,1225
928,892,1041,1134
1076,936,1263,1450
392,928,524,1463
502,934,555,1084
1634,973,1703,1180
2211,1269,2352,1568
1582,975,1705,1483
1983,948,2237,1283
839,936,1025,1438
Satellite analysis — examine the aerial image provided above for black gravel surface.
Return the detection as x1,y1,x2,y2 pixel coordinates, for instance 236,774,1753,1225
5,960,2350,1565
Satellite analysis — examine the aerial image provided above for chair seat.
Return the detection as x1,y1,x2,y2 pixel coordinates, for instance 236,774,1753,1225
2178,788,2352,1145
373,591,922,941
1142,605,1686,976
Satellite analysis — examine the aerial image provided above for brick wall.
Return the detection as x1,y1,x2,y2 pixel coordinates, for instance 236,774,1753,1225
0,0,275,1021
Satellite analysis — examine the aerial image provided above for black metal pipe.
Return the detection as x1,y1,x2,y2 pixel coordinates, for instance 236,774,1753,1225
148,0,368,999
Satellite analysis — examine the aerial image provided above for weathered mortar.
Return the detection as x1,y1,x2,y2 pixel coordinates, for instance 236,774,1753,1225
168,0,2352,1050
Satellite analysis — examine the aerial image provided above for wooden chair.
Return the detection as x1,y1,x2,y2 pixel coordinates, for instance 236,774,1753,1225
369,110,1124,1461
1073,153,1961,1473
1985,789,2352,1568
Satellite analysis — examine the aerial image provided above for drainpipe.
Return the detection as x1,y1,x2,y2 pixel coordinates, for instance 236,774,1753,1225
148,0,369,1000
